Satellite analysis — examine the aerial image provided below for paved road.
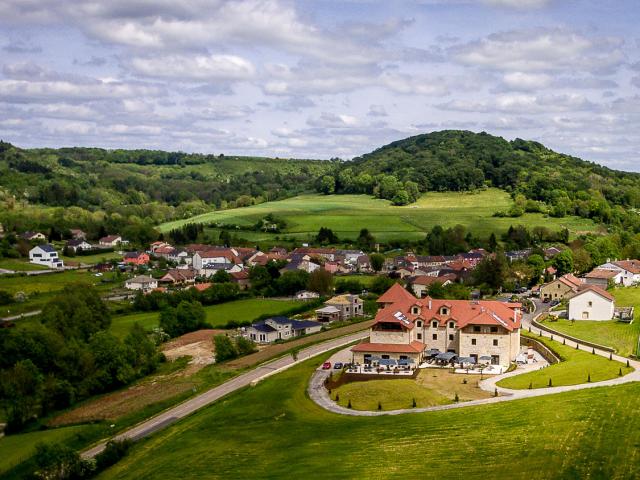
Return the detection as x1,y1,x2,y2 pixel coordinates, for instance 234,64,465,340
308,298,640,416
0,310,42,323
81,329,369,458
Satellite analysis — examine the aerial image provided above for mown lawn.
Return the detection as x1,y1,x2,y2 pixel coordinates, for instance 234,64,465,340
158,189,599,241
109,298,304,337
539,287,640,357
99,354,640,479
61,251,122,265
497,333,632,389
333,370,491,410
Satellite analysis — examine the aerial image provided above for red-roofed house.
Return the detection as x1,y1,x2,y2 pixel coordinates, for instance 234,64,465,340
352,285,522,367
540,274,584,301
408,274,455,298
597,260,640,286
123,251,150,265
568,285,615,320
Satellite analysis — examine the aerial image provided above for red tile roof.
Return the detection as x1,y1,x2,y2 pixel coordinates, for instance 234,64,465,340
614,260,640,274
585,269,618,279
574,284,614,302
376,282,415,304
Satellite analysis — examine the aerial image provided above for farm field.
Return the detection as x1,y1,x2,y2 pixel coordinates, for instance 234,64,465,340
540,287,640,357
109,298,304,337
333,369,492,411
158,189,600,242
497,333,632,389
99,354,640,479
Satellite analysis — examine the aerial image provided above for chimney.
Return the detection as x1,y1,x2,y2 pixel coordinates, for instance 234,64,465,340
428,299,432,310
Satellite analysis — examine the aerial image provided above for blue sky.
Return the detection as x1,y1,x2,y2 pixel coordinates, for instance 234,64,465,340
1,0,639,171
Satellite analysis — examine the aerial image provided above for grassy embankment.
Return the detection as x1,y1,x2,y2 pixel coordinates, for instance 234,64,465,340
497,332,632,389
96,354,640,479
159,189,599,243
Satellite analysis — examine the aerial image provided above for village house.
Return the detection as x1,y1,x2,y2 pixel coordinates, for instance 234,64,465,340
246,316,323,343
505,249,532,263
123,251,150,266
150,241,172,253
69,229,87,240
229,270,251,290
295,290,320,300
99,235,124,247
351,283,521,368
281,254,320,274
159,268,197,285
356,255,371,273
408,274,456,298
316,294,363,322
192,248,241,272
167,248,191,265
540,274,584,301
153,245,177,260
596,260,640,286
584,269,622,289
65,239,93,253
29,244,64,269
21,231,47,242
125,275,158,292
567,285,615,321
292,247,337,262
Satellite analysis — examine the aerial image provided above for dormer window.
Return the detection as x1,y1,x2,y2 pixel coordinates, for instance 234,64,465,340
440,307,449,316
448,321,455,329
416,320,422,328
432,321,438,328
411,306,420,315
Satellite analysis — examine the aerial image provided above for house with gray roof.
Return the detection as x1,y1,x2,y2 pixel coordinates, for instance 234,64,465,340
246,316,322,343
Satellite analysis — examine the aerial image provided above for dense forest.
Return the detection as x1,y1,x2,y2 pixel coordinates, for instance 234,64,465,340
321,130,640,231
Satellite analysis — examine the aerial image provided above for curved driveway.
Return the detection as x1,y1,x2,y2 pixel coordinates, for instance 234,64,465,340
308,299,640,416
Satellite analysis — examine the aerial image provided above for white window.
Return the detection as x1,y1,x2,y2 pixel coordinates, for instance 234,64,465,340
448,321,454,329
416,321,422,328
432,321,438,328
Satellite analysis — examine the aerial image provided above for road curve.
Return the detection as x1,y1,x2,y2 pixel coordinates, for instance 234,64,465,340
81,329,368,458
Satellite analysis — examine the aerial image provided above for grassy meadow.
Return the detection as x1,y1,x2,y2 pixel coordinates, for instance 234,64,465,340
97,354,640,479
109,298,303,337
497,333,632,390
0,258,49,271
540,287,640,357
158,189,600,242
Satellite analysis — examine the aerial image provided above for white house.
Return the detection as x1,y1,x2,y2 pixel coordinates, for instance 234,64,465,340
246,317,323,344
65,239,93,253
567,286,615,321
597,260,640,287
295,290,320,300
29,244,64,269
99,235,123,247
125,275,158,292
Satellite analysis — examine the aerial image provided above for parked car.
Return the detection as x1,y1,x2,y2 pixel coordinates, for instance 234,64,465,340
550,299,560,306
322,362,331,370
333,362,343,370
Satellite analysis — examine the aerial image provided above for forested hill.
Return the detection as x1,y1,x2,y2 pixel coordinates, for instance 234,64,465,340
0,141,332,237
327,130,640,230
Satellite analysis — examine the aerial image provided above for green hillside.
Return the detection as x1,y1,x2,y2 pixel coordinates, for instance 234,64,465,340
159,189,599,242
97,354,640,479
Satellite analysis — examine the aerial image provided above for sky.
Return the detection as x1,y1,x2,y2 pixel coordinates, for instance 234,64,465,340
1,0,639,171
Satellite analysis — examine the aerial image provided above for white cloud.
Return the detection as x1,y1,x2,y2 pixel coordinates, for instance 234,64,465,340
129,54,256,81
451,28,625,74
307,112,360,128
482,0,552,8
368,105,388,117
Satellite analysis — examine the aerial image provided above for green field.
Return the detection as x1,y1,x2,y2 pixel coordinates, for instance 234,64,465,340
0,259,49,271
158,189,600,241
61,251,122,265
497,333,632,389
0,425,91,475
109,298,303,337
540,287,640,357
98,354,640,479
